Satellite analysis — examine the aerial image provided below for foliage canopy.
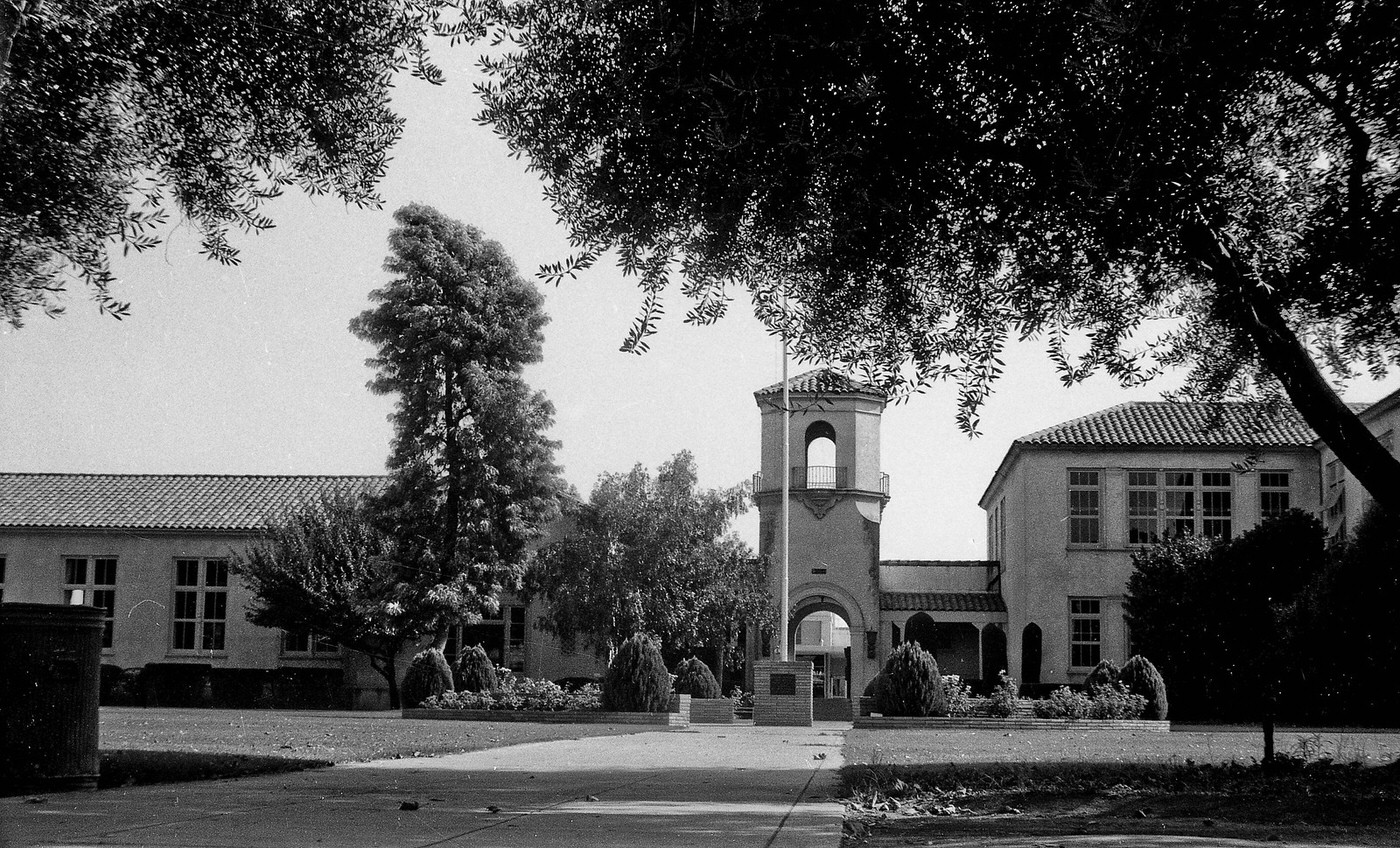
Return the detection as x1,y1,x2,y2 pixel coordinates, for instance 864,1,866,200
465,0,1400,509
525,450,774,658
0,0,448,326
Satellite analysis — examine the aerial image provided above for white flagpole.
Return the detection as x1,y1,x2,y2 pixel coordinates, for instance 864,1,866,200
778,296,791,662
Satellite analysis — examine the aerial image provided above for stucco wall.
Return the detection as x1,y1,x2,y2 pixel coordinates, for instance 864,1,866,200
986,445,1321,686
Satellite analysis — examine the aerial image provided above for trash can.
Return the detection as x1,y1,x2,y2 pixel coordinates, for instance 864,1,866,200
0,603,103,792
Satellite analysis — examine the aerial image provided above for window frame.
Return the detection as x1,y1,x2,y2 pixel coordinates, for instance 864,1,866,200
1068,597,1103,670
507,606,526,650
282,629,341,658
170,557,230,654
62,555,117,649
1066,469,1103,547
1125,469,1235,545
1258,470,1292,520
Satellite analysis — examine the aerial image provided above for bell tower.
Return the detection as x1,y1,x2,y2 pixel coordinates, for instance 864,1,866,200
751,369,889,706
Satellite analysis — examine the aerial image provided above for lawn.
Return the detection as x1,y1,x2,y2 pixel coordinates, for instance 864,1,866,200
94,706,647,790
841,727,1400,846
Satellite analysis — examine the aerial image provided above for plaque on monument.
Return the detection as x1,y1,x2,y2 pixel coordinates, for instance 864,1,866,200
770,673,797,696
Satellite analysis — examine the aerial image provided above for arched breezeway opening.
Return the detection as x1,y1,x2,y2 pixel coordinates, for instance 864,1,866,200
789,595,864,719
981,623,1008,685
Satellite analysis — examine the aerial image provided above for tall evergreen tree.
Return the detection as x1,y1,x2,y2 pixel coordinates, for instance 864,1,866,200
350,203,563,648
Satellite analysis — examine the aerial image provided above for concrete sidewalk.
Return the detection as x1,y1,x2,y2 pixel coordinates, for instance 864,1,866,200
1,723,847,848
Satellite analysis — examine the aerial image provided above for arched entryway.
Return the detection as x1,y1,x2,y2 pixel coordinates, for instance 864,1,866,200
1021,623,1042,685
790,595,862,719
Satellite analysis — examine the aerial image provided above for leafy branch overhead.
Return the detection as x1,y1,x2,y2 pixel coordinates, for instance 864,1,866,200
0,0,449,326
464,0,1400,513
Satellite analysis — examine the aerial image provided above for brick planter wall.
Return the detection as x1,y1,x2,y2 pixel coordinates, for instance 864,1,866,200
853,715,1170,732
689,698,735,724
402,707,689,727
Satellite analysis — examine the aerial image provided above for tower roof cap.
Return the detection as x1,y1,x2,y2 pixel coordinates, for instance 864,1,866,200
754,368,886,400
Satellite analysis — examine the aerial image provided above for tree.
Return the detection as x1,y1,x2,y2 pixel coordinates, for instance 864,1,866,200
0,0,444,326
234,490,426,709
464,0,1400,514
1126,510,1326,748
525,450,775,663
350,203,563,649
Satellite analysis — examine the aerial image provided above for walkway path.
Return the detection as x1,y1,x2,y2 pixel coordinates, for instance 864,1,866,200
1,723,847,848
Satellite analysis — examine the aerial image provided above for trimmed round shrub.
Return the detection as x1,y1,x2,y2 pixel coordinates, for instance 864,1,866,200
455,644,499,693
672,656,722,699
874,642,947,717
602,633,672,712
1119,654,1169,720
402,648,453,708
1085,659,1121,694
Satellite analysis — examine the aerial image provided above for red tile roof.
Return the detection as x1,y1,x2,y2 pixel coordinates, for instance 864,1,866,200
754,368,886,399
1016,402,1320,448
0,474,383,532
880,591,1007,613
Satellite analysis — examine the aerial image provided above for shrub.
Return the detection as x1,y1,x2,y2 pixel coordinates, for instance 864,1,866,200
875,642,947,717
425,677,603,711
455,644,499,693
942,674,974,717
672,656,722,698
602,633,672,712
1088,684,1148,719
1119,654,1169,720
1033,686,1093,718
988,671,1019,718
1085,659,1120,694
862,671,885,697
401,648,453,708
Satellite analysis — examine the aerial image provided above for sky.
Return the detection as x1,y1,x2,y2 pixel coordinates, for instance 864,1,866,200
2,51,1396,560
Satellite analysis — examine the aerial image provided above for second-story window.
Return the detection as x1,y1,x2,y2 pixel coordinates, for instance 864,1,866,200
1127,470,1233,543
1067,470,1101,545
1259,471,1291,519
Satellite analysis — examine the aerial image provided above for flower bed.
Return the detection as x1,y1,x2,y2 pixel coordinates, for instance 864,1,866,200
852,715,1169,731
405,674,690,727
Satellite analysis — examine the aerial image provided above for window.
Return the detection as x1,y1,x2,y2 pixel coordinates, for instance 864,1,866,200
1126,470,1233,543
988,498,1007,560
1259,471,1291,519
1325,459,1347,524
1069,598,1102,668
64,556,117,648
1067,470,1101,545
173,558,228,651
0,555,6,602
508,606,526,650
283,630,339,656
1127,471,1160,544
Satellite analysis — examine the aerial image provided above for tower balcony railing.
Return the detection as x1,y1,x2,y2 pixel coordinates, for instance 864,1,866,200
751,467,891,497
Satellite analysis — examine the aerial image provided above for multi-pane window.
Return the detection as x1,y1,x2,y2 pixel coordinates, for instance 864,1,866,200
1126,470,1233,543
1067,470,1101,545
1127,472,1160,544
1325,460,1347,523
1259,471,1291,519
1069,598,1102,668
173,558,228,651
64,556,117,648
283,630,339,656
508,606,526,650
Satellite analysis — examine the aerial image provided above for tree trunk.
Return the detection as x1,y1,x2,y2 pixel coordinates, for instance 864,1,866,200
371,654,401,710
1188,223,1400,517
0,0,34,87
